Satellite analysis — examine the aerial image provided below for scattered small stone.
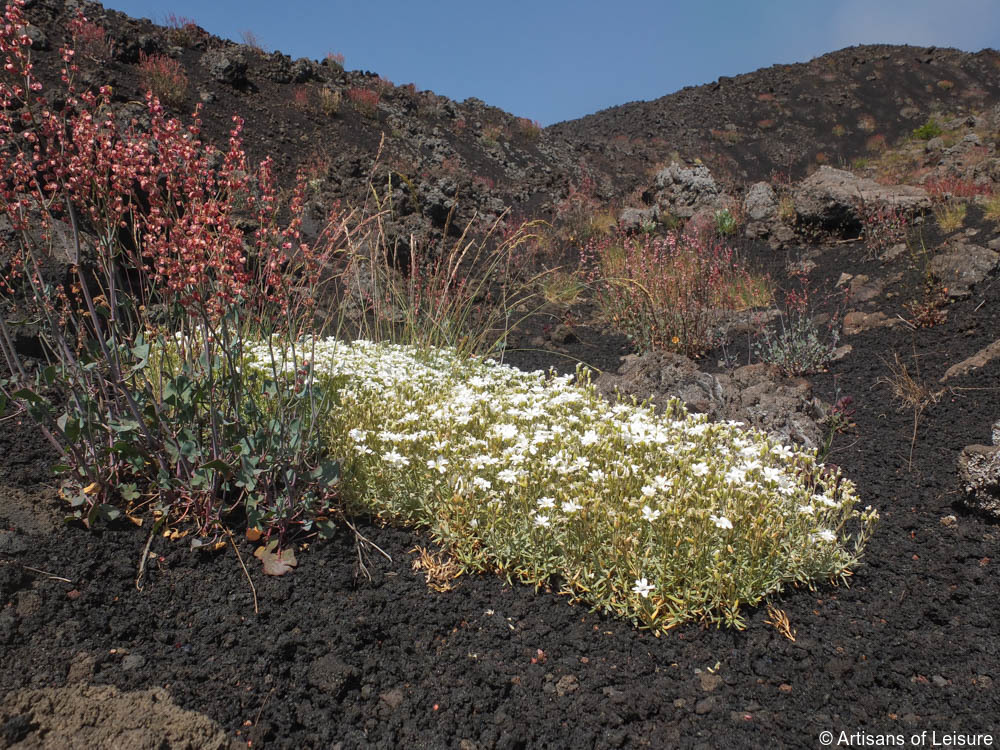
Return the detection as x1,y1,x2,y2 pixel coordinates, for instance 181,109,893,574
940,515,958,527
379,688,405,710
121,653,145,671
698,672,723,692
673,698,687,709
602,686,626,704
694,697,716,715
931,675,949,688
555,675,579,696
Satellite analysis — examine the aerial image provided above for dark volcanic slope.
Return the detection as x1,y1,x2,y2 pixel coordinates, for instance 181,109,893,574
549,45,1000,188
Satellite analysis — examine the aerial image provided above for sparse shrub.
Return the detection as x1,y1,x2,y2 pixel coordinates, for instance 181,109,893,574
138,51,188,106
754,273,842,376
0,5,347,542
325,51,345,71
71,15,114,62
858,201,910,259
164,13,200,46
318,86,341,116
924,175,993,201
913,119,943,140
984,193,1000,222
934,202,966,232
343,190,543,357
554,174,615,244
832,124,846,137
865,134,887,153
777,195,797,224
583,230,770,357
271,339,878,631
291,85,311,109
857,114,877,132
481,123,503,145
240,29,266,53
937,79,954,91
539,270,586,306
347,87,379,117
516,117,542,141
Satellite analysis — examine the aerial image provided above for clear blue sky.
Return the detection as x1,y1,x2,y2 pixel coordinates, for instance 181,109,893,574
100,0,1000,126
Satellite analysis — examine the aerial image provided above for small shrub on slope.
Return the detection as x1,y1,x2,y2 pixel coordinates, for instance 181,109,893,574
583,229,770,357
248,339,879,632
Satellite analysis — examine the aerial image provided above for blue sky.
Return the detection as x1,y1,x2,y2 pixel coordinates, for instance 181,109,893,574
100,1,1000,126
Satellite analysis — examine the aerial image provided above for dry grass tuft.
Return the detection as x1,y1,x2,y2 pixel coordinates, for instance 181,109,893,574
765,602,796,641
410,546,463,592
875,351,944,469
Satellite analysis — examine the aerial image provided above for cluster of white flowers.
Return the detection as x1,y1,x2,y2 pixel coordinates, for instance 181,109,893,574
243,337,877,629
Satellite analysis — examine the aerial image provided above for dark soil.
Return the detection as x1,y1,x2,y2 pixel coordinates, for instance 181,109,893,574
1,2,1000,748
3,212,1000,748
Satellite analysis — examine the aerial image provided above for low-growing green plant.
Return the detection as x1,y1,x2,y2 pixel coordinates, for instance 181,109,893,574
714,208,738,236
539,269,586,306
246,339,878,631
582,229,770,357
912,119,943,140
984,194,1000,223
318,86,341,116
0,7,345,543
755,273,842,376
933,202,966,232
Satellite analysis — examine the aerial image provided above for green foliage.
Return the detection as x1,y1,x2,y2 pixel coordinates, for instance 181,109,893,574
754,312,839,376
254,339,879,632
714,208,738,236
912,119,943,141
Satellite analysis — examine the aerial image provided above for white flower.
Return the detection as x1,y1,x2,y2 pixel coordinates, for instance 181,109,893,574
382,449,410,468
797,504,814,515
641,484,656,498
472,477,492,492
641,505,661,523
426,456,448,474
691,462,709,477
632,577,655,598
813,494,838,508
561,499,582,514
813,529,837,543
534,513,551,528
537,496,556,509
710,514,733,530
348,428,367,443
492,424,519,441
580,429,600,446
497,468,519,484
771,443,794,460
724,467,746,484
589,469,607,482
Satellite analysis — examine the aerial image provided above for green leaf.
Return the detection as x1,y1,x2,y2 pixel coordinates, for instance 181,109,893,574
120,483,140,501
13,388,47,406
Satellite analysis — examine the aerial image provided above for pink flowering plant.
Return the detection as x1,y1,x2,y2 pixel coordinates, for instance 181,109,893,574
582,229,770,356
0,2,344,543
